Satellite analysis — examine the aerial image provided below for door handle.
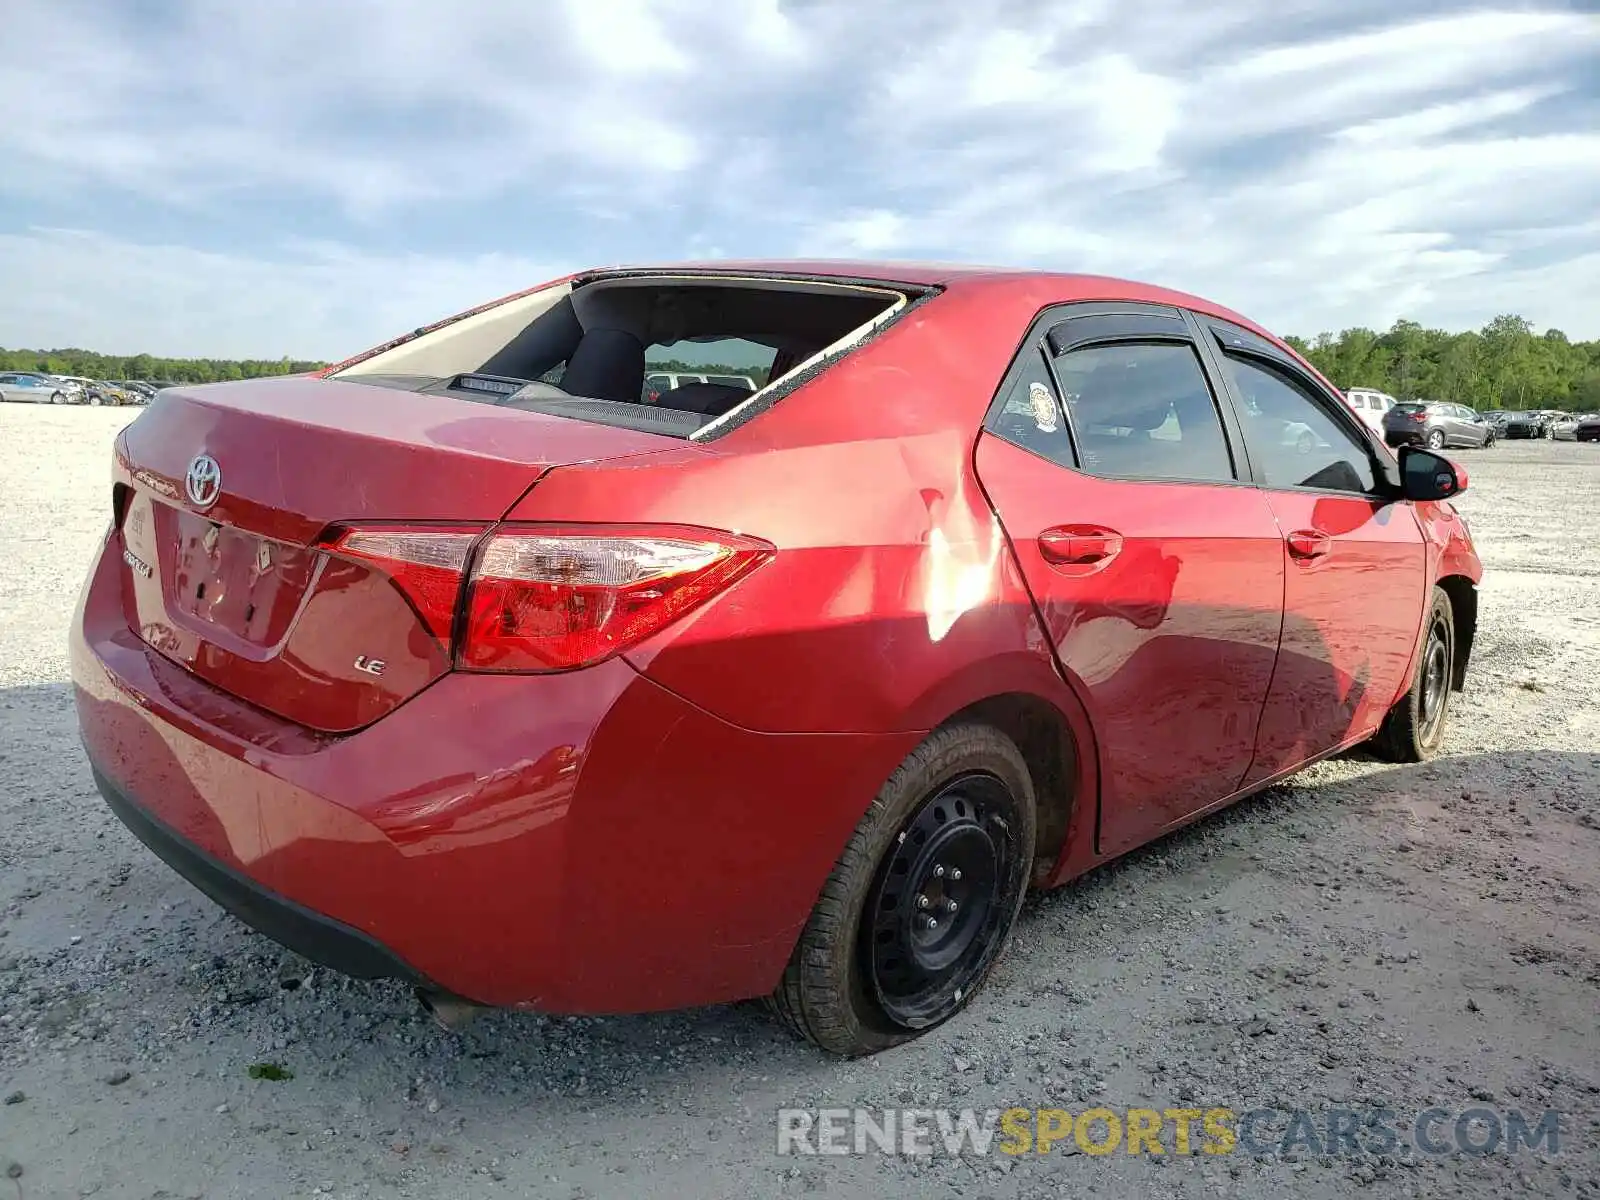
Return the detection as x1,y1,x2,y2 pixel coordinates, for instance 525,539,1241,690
1286,530,1331,560
1039,526,1124,567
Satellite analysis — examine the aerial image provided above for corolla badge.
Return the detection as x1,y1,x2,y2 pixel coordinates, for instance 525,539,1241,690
185,453,222,509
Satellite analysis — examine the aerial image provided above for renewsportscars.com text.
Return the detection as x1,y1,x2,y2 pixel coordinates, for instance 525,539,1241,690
776,1105,1562,1159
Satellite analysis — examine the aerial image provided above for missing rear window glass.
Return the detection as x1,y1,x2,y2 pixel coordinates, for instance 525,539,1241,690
331,275,909,438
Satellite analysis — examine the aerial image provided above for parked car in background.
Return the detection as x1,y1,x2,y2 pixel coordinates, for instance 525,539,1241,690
84,380,140,406
1382,401,1495,449
644,370,758,400
51,375,95,403
1575,413,1600,443
1343,387,1397,432
1499,411,1547,439
1552,414,1581,441
117,382,158,402
0,372,82,404
74,260,1483,1056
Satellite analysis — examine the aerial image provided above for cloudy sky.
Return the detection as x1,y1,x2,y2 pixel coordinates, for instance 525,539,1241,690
2,0,1597,358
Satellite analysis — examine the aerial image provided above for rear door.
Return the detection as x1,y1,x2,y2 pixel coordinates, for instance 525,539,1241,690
1196,318,1427,781
975,305,1286,853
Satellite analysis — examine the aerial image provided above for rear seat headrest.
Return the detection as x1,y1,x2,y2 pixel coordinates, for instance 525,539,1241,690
560,328,645,404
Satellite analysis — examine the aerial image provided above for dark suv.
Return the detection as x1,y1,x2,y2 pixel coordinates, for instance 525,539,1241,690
1500,411,1547,439
1382,401,1495,450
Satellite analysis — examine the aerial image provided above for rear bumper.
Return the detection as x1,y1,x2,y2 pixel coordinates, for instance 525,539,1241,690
1384,429,1426,446
92,764,429,985
72,531,916,1012
1576,428,1600,442
1503,427,1540,438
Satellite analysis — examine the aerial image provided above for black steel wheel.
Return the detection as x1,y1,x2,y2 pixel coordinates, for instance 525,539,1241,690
769,724,1036,1055
1373,587,1456,762
864,773,1023,1029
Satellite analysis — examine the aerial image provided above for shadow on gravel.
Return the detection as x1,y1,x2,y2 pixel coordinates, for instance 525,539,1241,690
6,669,1597,1103
1018,745,1600,947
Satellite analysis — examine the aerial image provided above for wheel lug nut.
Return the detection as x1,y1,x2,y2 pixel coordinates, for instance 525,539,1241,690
946,899,959,913
933,865,946,878
949,868,962,881
927,917,939,931
916,895,931,910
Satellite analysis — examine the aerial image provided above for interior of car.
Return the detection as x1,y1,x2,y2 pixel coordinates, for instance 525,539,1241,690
1057,343,1234,482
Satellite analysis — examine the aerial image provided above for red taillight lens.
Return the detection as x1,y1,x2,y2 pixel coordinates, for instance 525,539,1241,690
462,527,773,671
320,526,483,643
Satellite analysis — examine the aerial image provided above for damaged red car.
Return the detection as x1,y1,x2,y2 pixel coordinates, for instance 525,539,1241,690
72,262,1481,1055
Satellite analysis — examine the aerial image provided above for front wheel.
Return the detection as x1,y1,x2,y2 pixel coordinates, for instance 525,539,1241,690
769,724,1036,1056
1372,587,1455,762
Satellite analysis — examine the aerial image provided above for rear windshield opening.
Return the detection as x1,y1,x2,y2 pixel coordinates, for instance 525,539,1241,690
329,275,909,438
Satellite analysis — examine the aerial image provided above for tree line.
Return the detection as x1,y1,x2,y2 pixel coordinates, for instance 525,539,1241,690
1284,315,1600,412
6,311,1599,410
0,348,326,384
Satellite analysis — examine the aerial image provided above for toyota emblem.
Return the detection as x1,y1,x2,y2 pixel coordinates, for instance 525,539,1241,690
185,454,222,509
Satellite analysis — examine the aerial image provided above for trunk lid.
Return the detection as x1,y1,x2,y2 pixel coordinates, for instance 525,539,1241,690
112,376,679,732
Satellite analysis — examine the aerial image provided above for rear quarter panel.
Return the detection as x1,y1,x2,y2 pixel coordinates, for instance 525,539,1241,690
505,285,1086,737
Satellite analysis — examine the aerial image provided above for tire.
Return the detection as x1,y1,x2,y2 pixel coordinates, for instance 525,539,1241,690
50,391,67,405
1426,429,1445,450
769,723,1037,1056
1372,587,1455,763
89,394,102,406
1296,431,1315,455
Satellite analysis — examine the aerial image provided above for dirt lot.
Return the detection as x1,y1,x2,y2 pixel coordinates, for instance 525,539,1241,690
2,403,1598,1199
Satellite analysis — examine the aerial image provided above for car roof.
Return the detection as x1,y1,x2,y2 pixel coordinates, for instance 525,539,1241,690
600,259,1282,342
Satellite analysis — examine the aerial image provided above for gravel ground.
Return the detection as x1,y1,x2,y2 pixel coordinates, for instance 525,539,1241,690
2,404,1598,1200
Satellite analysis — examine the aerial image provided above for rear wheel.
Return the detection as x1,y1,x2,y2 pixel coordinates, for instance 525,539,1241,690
1373,587,1455,762
769,724,1036,1056
50,391,67,405
1426,429,1445,450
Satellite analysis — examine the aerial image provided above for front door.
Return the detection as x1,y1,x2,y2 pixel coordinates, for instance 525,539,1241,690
1200,324,1428,781
976,310,1286,854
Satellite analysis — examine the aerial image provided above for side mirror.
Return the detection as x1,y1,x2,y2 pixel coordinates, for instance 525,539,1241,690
1399,446,1468,501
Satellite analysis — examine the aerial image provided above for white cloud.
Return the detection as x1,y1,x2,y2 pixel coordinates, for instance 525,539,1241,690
0,228,567,359
1,0,1598,350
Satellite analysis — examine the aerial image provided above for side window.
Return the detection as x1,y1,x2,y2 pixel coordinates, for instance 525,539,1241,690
1224,356,1377,494
990,349,1076,468
1053,342,1234,483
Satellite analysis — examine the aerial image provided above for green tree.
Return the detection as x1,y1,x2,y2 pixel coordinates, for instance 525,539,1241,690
1280,314,1597,411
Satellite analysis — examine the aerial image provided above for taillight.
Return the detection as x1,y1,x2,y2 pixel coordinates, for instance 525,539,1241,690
319,523,772,671
462,527,773,671
318,526,483,643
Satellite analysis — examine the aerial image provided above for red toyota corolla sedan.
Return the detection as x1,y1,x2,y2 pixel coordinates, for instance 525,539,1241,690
72,262,1481,1055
